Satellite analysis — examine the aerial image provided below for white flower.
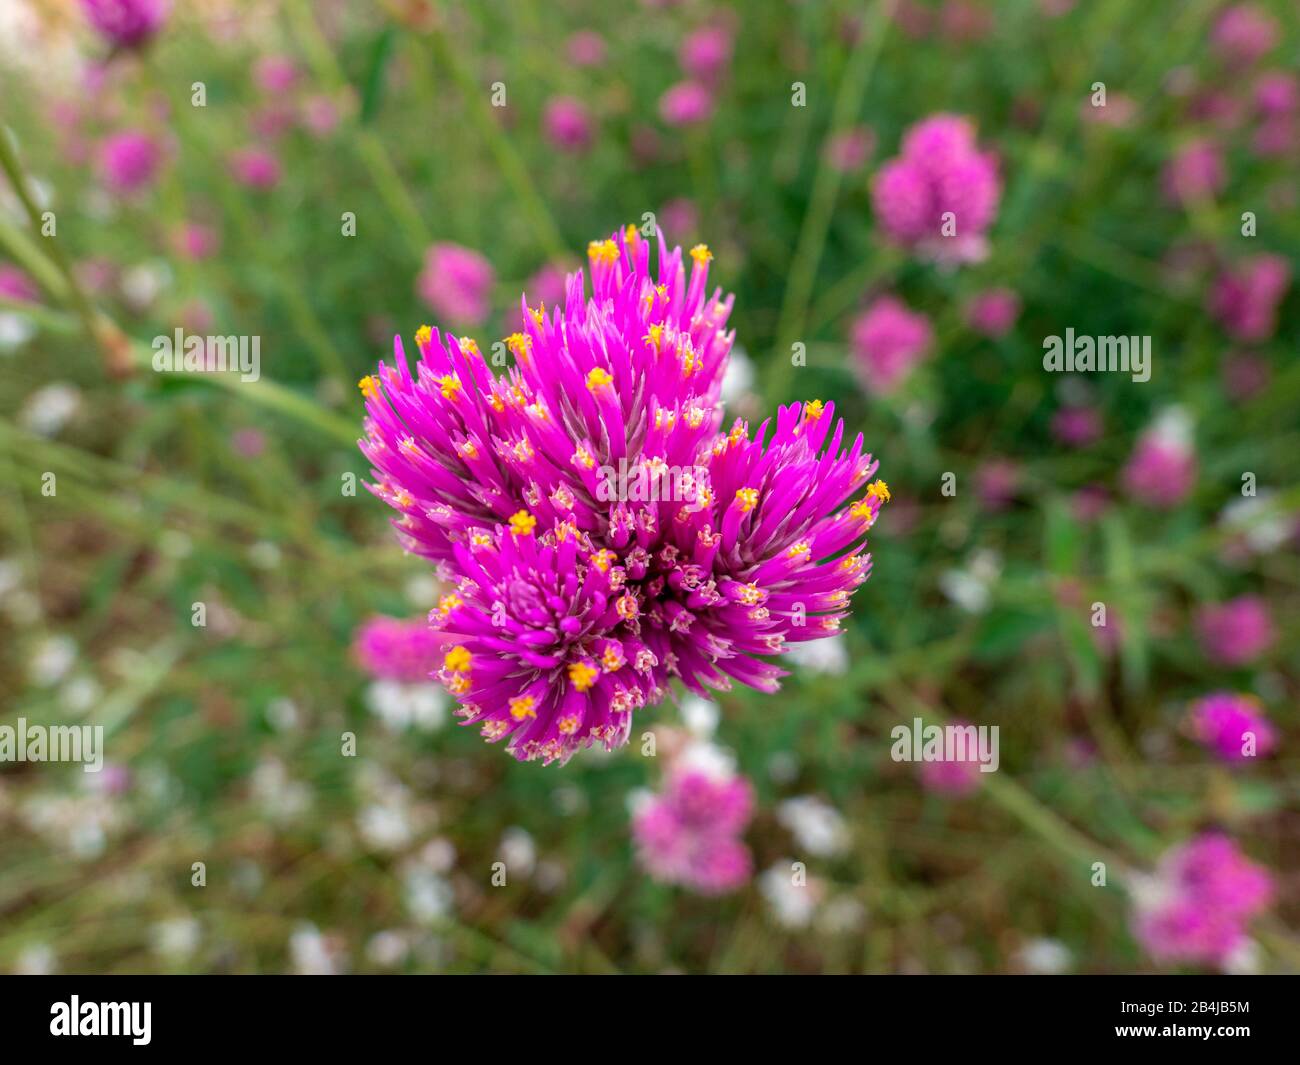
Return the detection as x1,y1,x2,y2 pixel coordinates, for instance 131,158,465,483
366,930,411,968
13,943,55,976
784,637,849,675
498,826,537,877
720,346,755,405
120,261,172,311
939,549,1001,614
151,917,201,961
678,694,719,737
30,634,77,686
1016,937,1072,974
19,383,80,437
1220,493,1292,554
289,923,344,975
0,312,37,351
776,796,849,857
358,802,414,852
365,680,447,731
404,868,454,924
759,861,823,929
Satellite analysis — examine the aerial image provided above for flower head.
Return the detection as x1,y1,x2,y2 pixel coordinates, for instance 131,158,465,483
1210,4,1277,66
416,243,495,328
1188,692,1277,762
1196,596,1275,666
1132,833,1272,967
81,0,168,49
965,286,1021,337
850,295,933,393
659,81,714,126
1162,139,1225,205
360,231,882,764
871,113,1001,263
98,130,163,195
228,147,281,190
632,759,754,894
1208,254,1291,342
352,616,445,684
542,96,594,153
1122,410,1196,508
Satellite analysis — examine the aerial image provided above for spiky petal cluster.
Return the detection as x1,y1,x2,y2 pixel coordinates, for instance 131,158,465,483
632,761,754,894
1132,833,1272,967
359,230,883,764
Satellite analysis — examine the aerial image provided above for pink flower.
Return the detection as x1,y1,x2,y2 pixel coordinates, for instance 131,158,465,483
1208,254,1291,342
823,125,875,173
80,0,168,49
1222,351,1270,401
1081,93,1137,127
1122,416,1196,508
566,31,606,68
918,720,983,798
1252,115,1297,159
1051,405,1102,448
228,147,281,189
1188,692,1277,762
1196,596,1275,666
965,287,1020,337
415,242,495,327
171,222,219,261
1133,833,1272,967
1254,72,1298,117
659,81,714,126
523,263,569,312
542,96,594,153
679,25,732,83
0,265,40,304
353,616,444,684
871,114,1001,263
301,94,342,138
254,55,298,95
632,764,754,894
1162,139,1225,205
850,295,933,393
98,130,163,195
1210,5,1277,66
974,460,1020,512
659,198,698,239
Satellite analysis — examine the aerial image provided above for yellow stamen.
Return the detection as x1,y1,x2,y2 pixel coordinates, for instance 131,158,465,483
866,479,891,503
558,714,582,735
586,367,614,391
443,646,472,673
804,399,825,420
358,375,380,399
509,695,537,720
734,487,759,513
505,333,531,358
438,374,461,401
415,324,432,347
568,661,599,692
587,239,619,264
690,243,713,266
508,510,536,536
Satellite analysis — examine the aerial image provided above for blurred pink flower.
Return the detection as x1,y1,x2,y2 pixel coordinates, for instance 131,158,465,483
416,242,495,327
679,25,733,83
566,30,606,68
965,287,1020,337
353,616,443,684
171,222,220,261
1252,115,1297,159
80,0,168,49
251,104,296,141
523,262,568,311
254,55,298,95
1254,72,1298,117
228,147,281,189
231,427,267,459
871,114,1001,263
850,295,933,394
1122,418,1196,508
918,720,983,798
659,198,698,239
974,459,1020,511
1222,351,1270,401
301,94,342,138
1210,4,1277,66
1080,93,1137,127
1188,692,1277,762
1208,254,1290,342
1051,405,1102,448
1133,833,1272,967
659,81,714,126
824,125,875,173
1162,139,1225,205
542,96,594,153
632,765,754,894
1196,596,1274,666
0,265,40,304
939,0,993,42
98,130,164,195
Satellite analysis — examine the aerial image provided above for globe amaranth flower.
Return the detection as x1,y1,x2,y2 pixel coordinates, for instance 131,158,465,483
1122,409,1196,508
98,130,164,196
353,615,445,684
850,295,933,394
81,0,168,49
1208,254,1291,342
1132,833,1272,967
542,96,594,154
871,113,1001,263
359,229,884,764
632,755,754,894
1188,691,1277,762
416,243,495,328
1196,596,1275,666
1162,139,1225,206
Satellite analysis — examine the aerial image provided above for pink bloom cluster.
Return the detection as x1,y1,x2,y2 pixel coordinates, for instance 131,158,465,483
1208,254,1291,342
360,230,884,764
543,97,594,154
1188,692,1277,762
1196,596,1274,666
632,761,754,894
850,295,933,394
659,23,732,126
81,0,168,49
1133,833,1272,967
416,243,496,328
352,615,445,684
0,265,40,304
1122,421,1197,509
98,130,164,196
1162,139,1225,205
871,114,1001,263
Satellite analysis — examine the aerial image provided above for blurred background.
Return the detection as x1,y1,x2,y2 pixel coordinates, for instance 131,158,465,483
0,0,1296,974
